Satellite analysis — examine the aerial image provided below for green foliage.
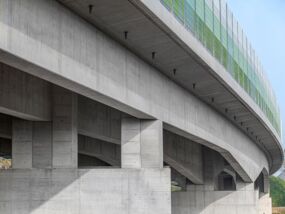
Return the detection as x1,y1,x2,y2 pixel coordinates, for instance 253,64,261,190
171,181,182,192
270,176,285,207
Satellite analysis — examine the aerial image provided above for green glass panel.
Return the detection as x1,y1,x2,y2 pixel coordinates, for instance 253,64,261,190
213,16,220,39
196,16,204,43
173,0,185,22
221,26,227,48
213,36,222,62
161,0,173,10
196,0,204,20
204,25,213,52
185,0,196,32
205,4,213,30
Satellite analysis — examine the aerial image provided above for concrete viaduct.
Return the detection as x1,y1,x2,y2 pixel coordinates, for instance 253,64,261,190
0,0,283,213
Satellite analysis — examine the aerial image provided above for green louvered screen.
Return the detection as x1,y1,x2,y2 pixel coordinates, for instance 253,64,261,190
160,0,281,136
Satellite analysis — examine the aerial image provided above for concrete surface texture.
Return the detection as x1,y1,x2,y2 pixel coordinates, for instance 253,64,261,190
172,183,272,214
0,168,171,214
0,63,51,121
78,96,122,145
78,135,121,167
164,130,203,184
172,148,271,214
52,86,78,168
121,117,163,169
0,87,172,213
0,0,280,214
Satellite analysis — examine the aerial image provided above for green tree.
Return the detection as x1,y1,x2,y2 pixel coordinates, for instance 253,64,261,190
270,176,285,207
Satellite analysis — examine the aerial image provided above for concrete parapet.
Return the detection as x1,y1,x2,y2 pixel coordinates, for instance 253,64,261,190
172,184,271,214
0,168,171,214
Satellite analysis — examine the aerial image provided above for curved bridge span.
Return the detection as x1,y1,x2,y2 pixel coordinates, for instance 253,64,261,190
0,0,282,213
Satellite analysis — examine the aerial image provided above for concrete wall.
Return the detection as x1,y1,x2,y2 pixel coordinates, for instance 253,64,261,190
0,0,269,181
0,168,171,214
0,63,51,121
172,183,271,214
258,194,272,214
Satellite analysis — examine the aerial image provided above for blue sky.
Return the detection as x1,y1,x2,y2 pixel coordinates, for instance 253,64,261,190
227,0,285,145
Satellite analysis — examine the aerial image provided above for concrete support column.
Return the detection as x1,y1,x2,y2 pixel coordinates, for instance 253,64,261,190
32,122,52,168
121,117,163,168
52,86,78,168
12,119,33,168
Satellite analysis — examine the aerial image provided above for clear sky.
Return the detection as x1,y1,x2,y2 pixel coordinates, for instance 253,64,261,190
227,0,285,145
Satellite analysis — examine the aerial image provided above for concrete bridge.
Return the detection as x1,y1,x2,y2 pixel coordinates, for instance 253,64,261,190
0,0,282,213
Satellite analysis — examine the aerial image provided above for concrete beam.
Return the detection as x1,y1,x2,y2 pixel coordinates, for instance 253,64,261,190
0,63,51,121
78,96,121,145
78,135,121,167
164,130,203,184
